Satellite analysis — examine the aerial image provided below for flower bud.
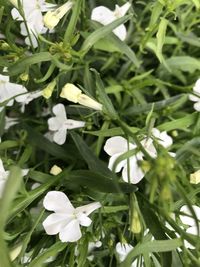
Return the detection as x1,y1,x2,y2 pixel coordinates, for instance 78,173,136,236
60,83,82,103
44,1,73,30
60,83,102,111
50,165,62,175
42,79,56,99
20,73,29,81
130,210,141,234
190,170,200,184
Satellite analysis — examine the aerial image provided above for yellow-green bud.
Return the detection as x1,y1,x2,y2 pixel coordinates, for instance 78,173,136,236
50,165,62,175
190,170,200,184
20,73,29,81
42,79,56,99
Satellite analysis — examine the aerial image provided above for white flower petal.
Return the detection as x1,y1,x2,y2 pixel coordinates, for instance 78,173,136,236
43,191,74,213
91,6,115,25
152,128,173,148
65,119,85,129
122,155,145,184
0,158,6,174
48,117,62,131
113,24,127,41
76,202,101,216
116,242,133,262
141,138,157,158
59,219,82,242
77,213,92,227
189,94,200,102
108,153,127,173
52,104,67,120
43,213,71,235
180,205,200,226
104,136,134,156
53,129,67,145
114,3,131,17
193,79,200,95
193,101,200,111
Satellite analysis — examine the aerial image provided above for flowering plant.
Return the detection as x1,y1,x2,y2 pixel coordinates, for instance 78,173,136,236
0,0,200,266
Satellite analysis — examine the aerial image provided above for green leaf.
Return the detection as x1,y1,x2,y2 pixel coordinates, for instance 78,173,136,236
70,131,115,178
120,239,182,267
29,242,67,267
156,18,168,63
66,170,138,193
0,166,22,267
81,15,132,53
7,52,52,76
165,56,200,73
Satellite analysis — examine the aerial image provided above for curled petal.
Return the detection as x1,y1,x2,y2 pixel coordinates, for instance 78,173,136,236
59,219,82,242
43,191,74,213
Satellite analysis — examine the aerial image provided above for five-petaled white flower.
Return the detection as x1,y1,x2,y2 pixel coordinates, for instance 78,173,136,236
11,0,56,47
104,128,173,184
47,103,85,145
0,158,29,197
42,191,101,242
189,78,200,111
91,2,131,41
179,205,200,249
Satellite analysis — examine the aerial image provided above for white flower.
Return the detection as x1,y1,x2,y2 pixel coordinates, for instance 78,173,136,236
116,242,138,267
48,103,85,145
44,1,73,30
152,128,173,148
0,158,29,197
60,83,102,111
11,0,56,47
189,78,200,111
104,136,153,184
91,2,131,41
42,191,101,242
0,74,27,111
18,90,42,112
179,205,200,249
104,129,173,184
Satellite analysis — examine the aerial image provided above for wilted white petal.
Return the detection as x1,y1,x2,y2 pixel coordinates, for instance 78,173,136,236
59,219,82,242
43,191,74,213
53,129,67,145
76,202,101,216
43,213,72,235
91,6,115,25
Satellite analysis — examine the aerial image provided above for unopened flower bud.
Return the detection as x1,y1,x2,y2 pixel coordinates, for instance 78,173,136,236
190,170,200,184
42,79,56,99
60,83,102,111
130,210,141,234
44,1,73,30
20,73,29,81
50,165,62,175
